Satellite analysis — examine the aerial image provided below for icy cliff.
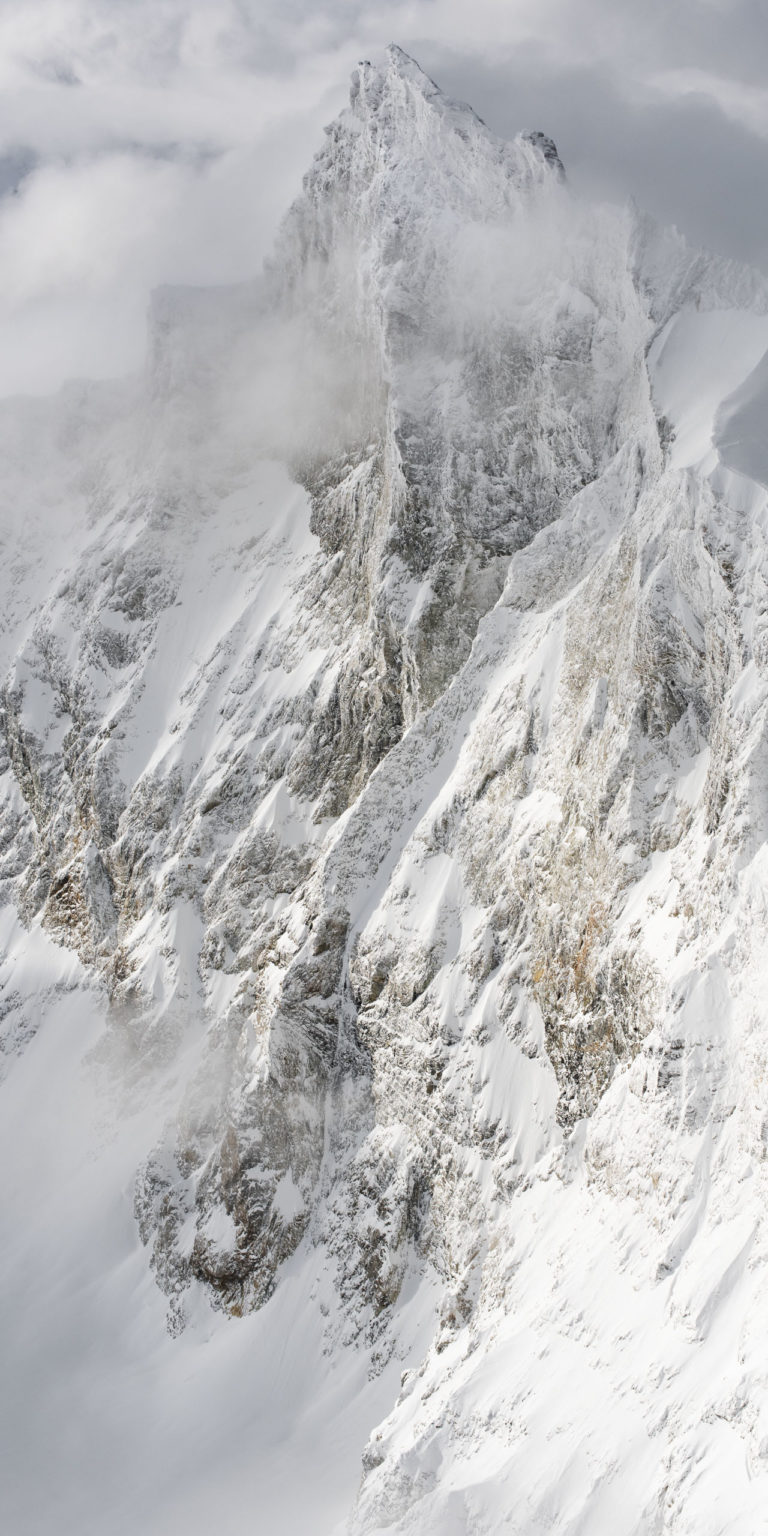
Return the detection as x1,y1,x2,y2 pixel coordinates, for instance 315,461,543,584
2,44,768,1536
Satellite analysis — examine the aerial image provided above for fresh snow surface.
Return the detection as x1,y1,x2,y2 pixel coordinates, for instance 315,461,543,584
3,42,768,1536
716,348,768,489
649,308,768,475
0,914,436,1536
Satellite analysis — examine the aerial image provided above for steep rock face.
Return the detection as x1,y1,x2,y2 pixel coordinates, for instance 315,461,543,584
0,47,663,1325
3,45,768,1534
273,47,653,791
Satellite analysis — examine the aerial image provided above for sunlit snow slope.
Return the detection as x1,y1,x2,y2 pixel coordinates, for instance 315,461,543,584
3,45,768,1536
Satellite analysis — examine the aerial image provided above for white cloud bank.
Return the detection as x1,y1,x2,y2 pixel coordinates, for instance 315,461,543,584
0,0,765,395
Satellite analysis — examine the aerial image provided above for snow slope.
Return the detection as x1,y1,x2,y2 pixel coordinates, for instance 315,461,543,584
0,919,435,1536
3,43,768,1536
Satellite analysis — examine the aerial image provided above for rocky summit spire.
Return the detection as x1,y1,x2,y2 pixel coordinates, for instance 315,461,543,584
270,49,581,688
381,42,487,124
266,46,637,799
342,42,561,187
276,44,565,317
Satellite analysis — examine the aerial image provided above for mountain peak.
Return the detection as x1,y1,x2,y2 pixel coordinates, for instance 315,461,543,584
349,43,487,134
383,43,486,123
8,31,768,1536
385,42,440,88
278,46,569,366
342,45,563,194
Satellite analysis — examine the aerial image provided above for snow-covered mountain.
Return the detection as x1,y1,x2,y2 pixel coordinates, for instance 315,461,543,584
3,44,768,1535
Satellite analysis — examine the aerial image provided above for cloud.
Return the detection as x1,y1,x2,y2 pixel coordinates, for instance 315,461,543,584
0,0,354,393
0,0,766,395
424,47,768,268
650,66,768,139
0,137,322,393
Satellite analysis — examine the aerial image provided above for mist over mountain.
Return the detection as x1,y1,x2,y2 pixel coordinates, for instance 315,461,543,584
2,44,768,1536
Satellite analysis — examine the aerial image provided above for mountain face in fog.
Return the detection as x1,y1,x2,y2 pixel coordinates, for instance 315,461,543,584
3,44,768,1536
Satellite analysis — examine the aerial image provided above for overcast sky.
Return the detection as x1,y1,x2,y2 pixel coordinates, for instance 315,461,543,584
0,0,766,395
